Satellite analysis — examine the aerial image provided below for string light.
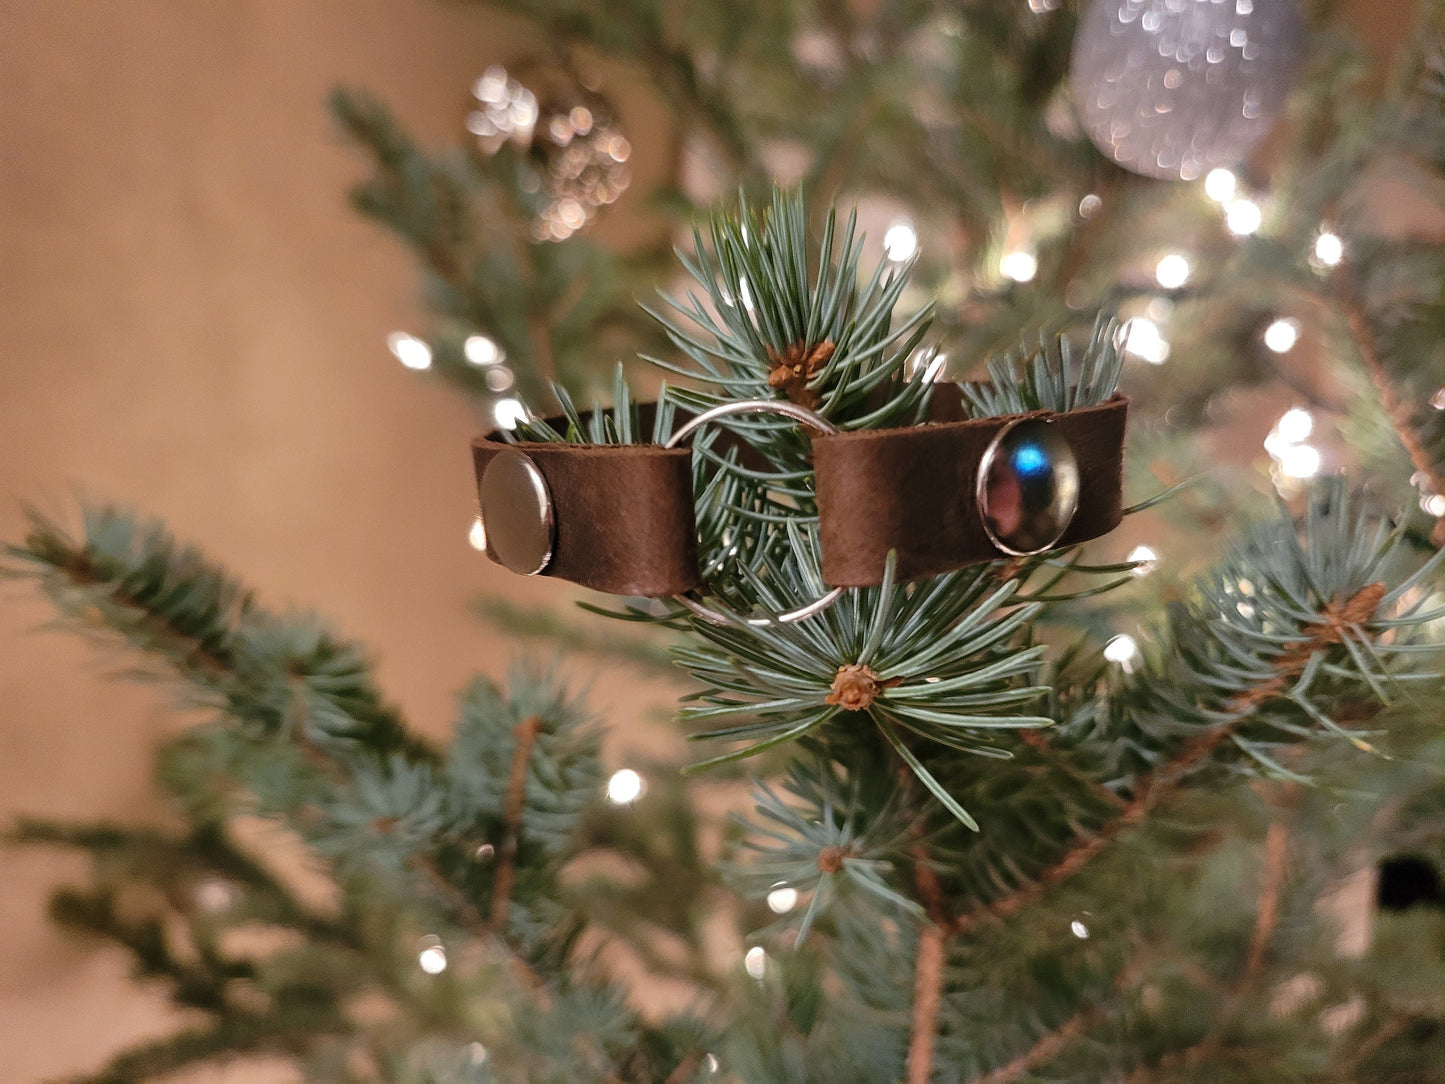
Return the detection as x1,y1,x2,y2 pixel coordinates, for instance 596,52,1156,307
766,885,799,913
1312,230,1345,268
1263,317,1300,354
467,517,487,552
744,946,767,980
883,220,919,262
1274,407,1313,444
1155,253,1190,290
1079,193,1102,218
1424,494,1445,517
193,878,236,913
1225,198,1262,236
493,398,529,430
485,368,515,392
1264,406,1322,482
1103,634,1138,669
387,331,432,371
417,935,448,975
1430,387,1445,410
1070,917,1090,939
1127,545,1158,576
704,1054,720,1074
1279,443,1322,479
464,334,504,366
606,768,644,804
999,250,1038,283
1122,317,1170,364
1203,167,1237,203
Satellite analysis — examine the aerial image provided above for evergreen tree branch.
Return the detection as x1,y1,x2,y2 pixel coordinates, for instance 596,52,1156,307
66,1013,343,1084
906,843,951,1084
1164,807,1293,1075
492,714,544,930
970,1007,1091,1084
1337,279,1445,544
951,579,1387,935
905,922,947,1084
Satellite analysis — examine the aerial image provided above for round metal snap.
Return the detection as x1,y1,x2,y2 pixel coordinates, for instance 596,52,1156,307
479,449,555,575
976,417,1080,557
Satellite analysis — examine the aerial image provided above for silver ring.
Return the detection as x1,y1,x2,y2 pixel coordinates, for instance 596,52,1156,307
664,399,845,628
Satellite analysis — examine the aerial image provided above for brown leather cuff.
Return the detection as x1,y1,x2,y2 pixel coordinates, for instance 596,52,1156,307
471,388,1128,597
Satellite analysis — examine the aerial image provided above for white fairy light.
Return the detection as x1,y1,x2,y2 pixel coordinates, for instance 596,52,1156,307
1127,545,1158,577
1313,231,1344,268
999,250,1038,283
1103,634,1138,666
606,768,644,805
193,878,236,913
766,885,799,914
744,946,767,980
1275,407,1314,444
464,334,504,366
1423,494,1445,517
1263,317,1300,354
1121,317,1170,365
704,1053,720,1073
493,398,529,430
1430,387,1445,410
1070,918,1090,939
883,220,919,262
417,935,448,975
1079,193,1102,218
1154,253,1190,290
467,517,487,552
485,367,515,392
1203,167,1237,203
465,1043,488,1066
1278,443,1322,479
387,331,432,371
1225,198,1262,236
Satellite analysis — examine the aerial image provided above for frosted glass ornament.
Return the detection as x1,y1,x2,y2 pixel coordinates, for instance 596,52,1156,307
1070,0,1305,180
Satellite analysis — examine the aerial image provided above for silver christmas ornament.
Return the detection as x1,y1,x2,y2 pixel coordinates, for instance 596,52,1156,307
1070,0,1306,181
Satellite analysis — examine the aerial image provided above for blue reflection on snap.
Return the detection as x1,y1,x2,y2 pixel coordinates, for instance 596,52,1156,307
1011,442,1050,477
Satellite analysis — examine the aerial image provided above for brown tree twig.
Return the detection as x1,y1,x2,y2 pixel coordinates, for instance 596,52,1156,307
972,949,1152,1084
663,1051,704,1084
906,844,952,1083
951,582,1384,938
973,1009,1092,1084
1338,284,1445,545
1162,808,1293,1074
906,923,948,1084
491,714,544,931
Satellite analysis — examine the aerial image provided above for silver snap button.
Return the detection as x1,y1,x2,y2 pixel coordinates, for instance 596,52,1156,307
976,417,1080,557
479,449,555,575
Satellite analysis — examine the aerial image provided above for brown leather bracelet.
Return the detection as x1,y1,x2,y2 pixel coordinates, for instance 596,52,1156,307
471,386,1128,602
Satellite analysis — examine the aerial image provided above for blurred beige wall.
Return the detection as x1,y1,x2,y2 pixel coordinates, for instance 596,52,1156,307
0,4,674,1080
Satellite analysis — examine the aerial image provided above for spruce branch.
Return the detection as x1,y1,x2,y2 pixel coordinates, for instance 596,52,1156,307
491,714,544,930
969,1007,1091,1084
905,921,947,1084
1337,277,1445,545
947,479,1445,932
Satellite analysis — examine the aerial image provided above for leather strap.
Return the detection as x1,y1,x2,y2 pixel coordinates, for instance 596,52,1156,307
471,388,1128,596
